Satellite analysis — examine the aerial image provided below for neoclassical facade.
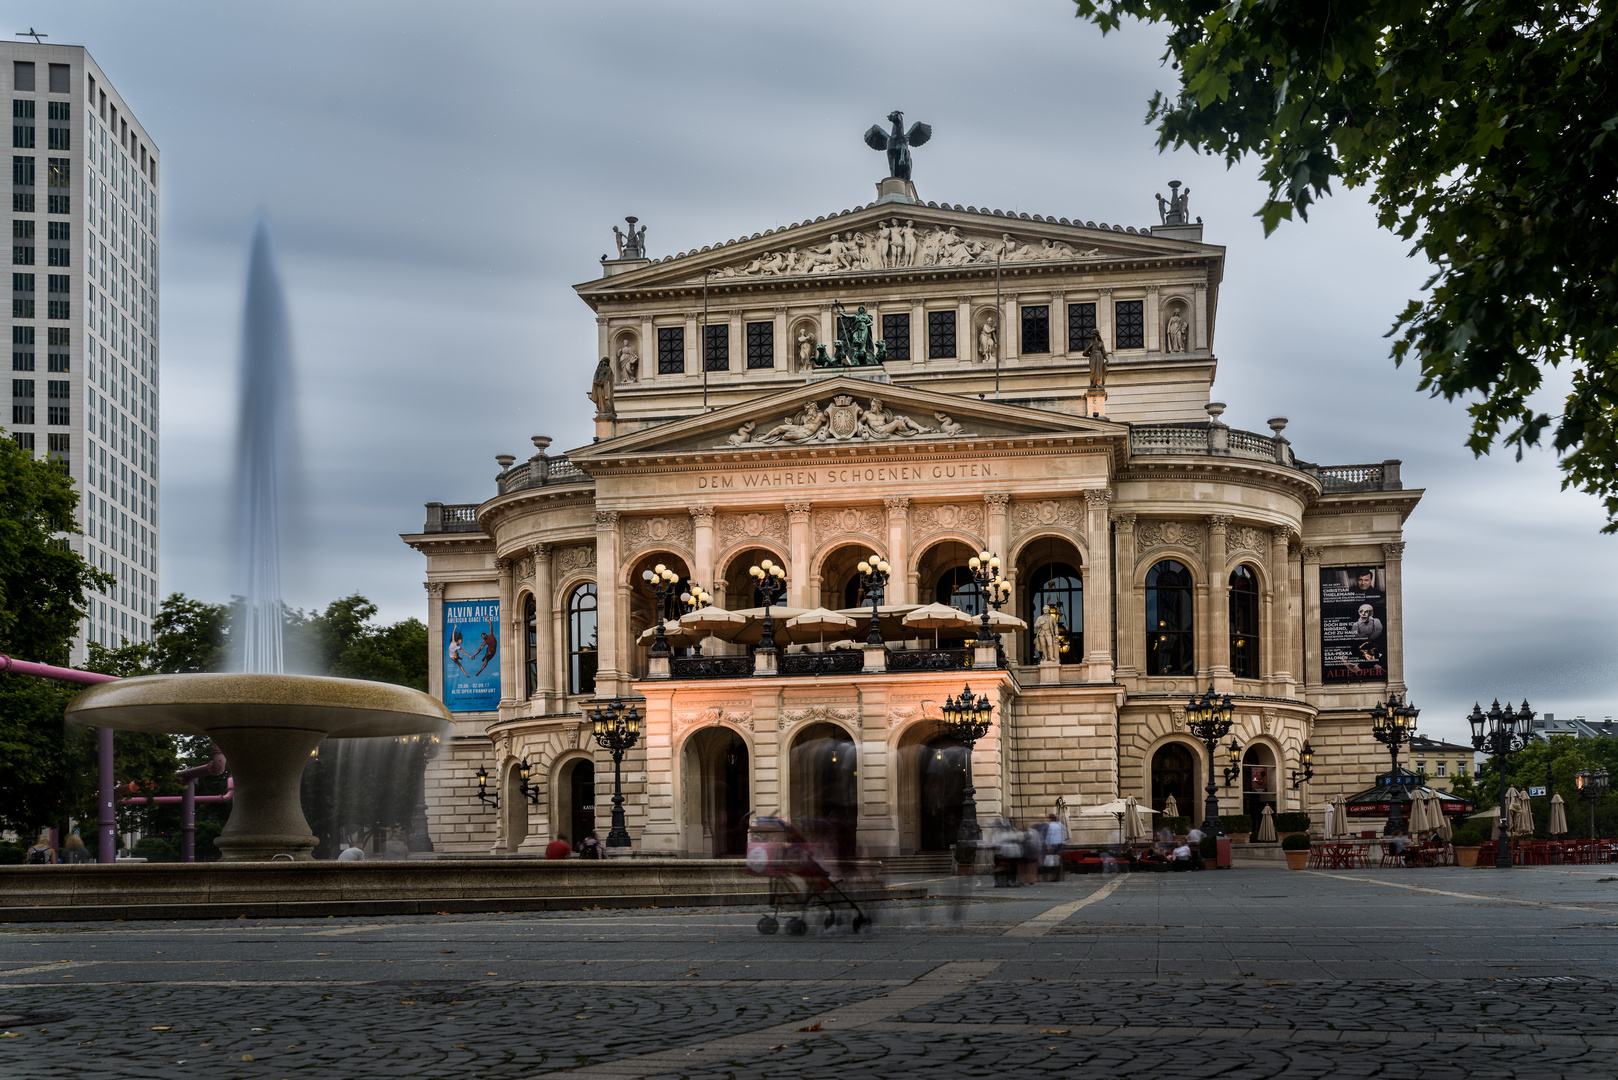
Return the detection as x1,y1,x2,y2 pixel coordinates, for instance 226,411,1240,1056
405,185,1420,856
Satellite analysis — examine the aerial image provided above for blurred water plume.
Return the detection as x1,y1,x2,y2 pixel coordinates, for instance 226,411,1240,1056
234,222,295,674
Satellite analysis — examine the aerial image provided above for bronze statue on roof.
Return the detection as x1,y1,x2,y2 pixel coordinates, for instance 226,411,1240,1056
864,111,932,181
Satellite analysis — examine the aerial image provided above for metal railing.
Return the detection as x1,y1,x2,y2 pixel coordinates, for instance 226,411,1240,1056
778,650,865,676
885,648,975,672
669,655,756,679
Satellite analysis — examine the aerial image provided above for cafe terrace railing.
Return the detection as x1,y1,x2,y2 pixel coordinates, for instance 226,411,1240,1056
661,647,986,680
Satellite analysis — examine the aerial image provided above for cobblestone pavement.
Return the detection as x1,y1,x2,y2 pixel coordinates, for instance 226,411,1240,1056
1,864,1616,1078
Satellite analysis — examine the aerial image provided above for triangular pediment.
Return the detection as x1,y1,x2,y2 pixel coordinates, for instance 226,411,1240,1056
567,376,1122,463
577,201,1220,296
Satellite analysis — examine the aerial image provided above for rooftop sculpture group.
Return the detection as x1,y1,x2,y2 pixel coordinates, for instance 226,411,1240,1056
710,224,1101,280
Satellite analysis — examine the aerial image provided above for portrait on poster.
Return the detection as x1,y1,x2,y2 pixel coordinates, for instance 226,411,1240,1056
443,599,501,711
1319,566,1387,684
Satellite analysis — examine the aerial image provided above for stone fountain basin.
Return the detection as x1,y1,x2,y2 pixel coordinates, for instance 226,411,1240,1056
66,673,451,861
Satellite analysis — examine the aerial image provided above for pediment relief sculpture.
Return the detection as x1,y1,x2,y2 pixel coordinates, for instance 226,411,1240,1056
704,223,1104,280
720,394,960,447
1135,519,1204,558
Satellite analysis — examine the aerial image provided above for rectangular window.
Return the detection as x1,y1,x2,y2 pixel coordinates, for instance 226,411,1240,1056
46,352,65,372
12,352,32,370
1456,763,1467,776
12,63,34,92
1115,300,1145,349
11,431,32,450
13,378,34,397
703,323,728,371
47,273,67,293
47,379,68,399
46,246,66,266
1067,301,1098,352
744,320,773,370
11,404,33,424
11,245,30,264
656,326,684,375
47,326,66,345
1020,305,1050,354
46,194,67,214
11,100,33,119
12,219,31,238
1436,762,1447,777
881,313,910,361
12,326,32,344
47,220,65,240
47,127,68,151
12,124,32,149
13,272,33,291
12,155,34,186
47,404,67,425
927,309,957,359
47,158,67,187
11,297,30,317
47,432,68,453
48,64,70,95
12,193,31,212
47,101,68,121
46,299,67,319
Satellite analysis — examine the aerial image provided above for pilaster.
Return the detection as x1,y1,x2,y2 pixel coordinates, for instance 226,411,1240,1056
1145,285,1161,356
1098,289,1115,352
688,505,716,594
593,510,622,696
1383,542,1406,695
530,543,555,709
1002,293,1018,362
1194,283,1208,350
956,295,972,364
1112,512,1138,678
425,581,445,703
772,307,788,371
1082,488,1114,681
1300,542,1323,697
984,492,1010,556
496,558,516,711
786,501,813,607
884,497,909,605
1206,515,1232,684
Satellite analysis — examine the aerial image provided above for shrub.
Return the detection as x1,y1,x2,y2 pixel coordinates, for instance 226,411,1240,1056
1223,814,1253,835
1161,816,1190,835
1275,812,1313,833
1451,823,1489,847
1281,833,1312,851
131,837,178,863
1198,835,1217,859
0,842,24,864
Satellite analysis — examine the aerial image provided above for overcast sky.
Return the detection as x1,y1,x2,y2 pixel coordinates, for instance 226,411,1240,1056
41,0,1617,740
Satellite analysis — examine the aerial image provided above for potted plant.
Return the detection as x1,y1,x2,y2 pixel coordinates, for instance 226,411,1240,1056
1450,823,1486,868
1275,811,1313,838
1281,832,1311,870
1222,813,1253,843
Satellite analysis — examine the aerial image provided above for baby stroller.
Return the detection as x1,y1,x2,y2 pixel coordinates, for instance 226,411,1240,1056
745,817,870,935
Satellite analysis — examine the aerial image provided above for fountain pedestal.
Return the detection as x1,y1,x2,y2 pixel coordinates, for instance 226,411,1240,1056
66,673,451,862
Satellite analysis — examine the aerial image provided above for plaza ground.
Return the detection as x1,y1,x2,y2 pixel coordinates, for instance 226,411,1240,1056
1,863,1616,1079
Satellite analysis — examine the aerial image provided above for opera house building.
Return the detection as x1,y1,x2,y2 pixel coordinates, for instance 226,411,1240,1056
404,174,1420,857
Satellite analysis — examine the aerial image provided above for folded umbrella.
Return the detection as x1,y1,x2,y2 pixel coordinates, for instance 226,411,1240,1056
1549,793,1569,837
1163,794,1179,819
1256,804,1277,843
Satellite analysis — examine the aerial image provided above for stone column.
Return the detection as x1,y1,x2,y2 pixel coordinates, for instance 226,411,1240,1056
1083,488,1114,681
984,493,1010,557
1145,285,1161,355
910,299,926,367
818,303,834,350
530,543,554,709
1098,289,1115,352
1194,283,1209,351
688,506,716,594
1297,544,1322,694
884,498,910,605
1206,515,1232,683
1002,294,1019,363
1382,542,1406,694
593,510,621,696
786,501,813,606
497,558,516,711
1112,512,1138,677
424,581,445,702
956,295,973,364
772,307,788,371
683,313,698,376
638,315,653,382
595,316,609,367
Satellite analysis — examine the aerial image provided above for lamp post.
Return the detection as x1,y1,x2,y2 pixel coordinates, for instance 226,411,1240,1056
591,697,643,849
1290,742,1315,788
399,732,441,852
1370,692,1420,836
966,550,1010,644
516,757,540,805
678,582,712,654
856,553,891,646
1185,684,1235,836
1469,697,1533,869
474,765,498,809
749,559,787,654
1223,738,1243,787
939,683,994,844
1576,765,1609,841
641,564,681,656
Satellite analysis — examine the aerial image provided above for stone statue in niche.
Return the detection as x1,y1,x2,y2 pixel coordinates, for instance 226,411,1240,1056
934,412,964,435
1165,310,1188,353
1034,607,1061,663
616,341,640,383
977,315,998,363
588,357,615,417
1083,330,1109,389
795,328,816,370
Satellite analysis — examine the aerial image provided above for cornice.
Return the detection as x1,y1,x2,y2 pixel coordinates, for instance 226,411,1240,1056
1114,456,1322,501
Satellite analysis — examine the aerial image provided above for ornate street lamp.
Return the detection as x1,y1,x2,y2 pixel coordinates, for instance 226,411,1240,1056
474,765,498,809
749,559,787,654
679,582,712,654
1290,742,1315,788
1223,739,1243,787
939,683,994,843
1185,684,1235,836
1469,697,1533,869
516,757,540,805
591,697,643,849
641,564,681,656
1576,765,1609,841
966,550,1011,644
1370,692,1420,836
856,553,891,646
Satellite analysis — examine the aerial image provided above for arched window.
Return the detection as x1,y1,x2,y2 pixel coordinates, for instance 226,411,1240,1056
843,575,864,609
523,594,538,698
934,566,984,615
567,583,597,696
1027,562,1083,664
1145,560,1194,676
1229,565,1260,679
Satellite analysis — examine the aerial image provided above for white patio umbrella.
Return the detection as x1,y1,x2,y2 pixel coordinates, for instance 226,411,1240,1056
902,602,978,648
1511,788,1537,837
784,607,857,649
1332,794,1351,837
1469,805,1503,840
636,619,703,650
677,605,748,653
1122,796,1149,842
1163,794,1179,819
984,609,1029,632
835,603,920,643
1406,792,1430,834
727,606,810,646
1322,800,1337,838
1256,805,1277,843
1434,797,1453,841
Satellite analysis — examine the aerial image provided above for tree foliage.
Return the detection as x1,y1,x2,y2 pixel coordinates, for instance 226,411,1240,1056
1451,735,1618,838
1074,0,1618,525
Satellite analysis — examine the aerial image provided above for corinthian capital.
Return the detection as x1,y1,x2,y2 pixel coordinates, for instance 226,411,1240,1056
687,505,716,523
984,493,1010,509
1082,488,1114,508
884,497,910,516
1206,514,1233,529
1382,542,1406,560
424,581,446,599
593,509,620,527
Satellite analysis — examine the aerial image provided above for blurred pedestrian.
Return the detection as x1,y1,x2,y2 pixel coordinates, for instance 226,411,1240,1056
61,830,89,864
576,830,606,860
337,843,365,862
545,834,573,860
1187,825,1205,870
25,832,56,865
1041,814,1068,881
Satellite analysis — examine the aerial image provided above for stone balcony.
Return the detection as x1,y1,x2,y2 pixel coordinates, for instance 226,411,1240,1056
1128,418,1402,493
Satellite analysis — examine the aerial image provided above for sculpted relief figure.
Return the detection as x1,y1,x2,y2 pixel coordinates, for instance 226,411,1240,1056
978,315,998,363
757,400,827,444
1165,311,1189,353
616,341,640,383
718,396,968,447
861,397,933,439
726,421,757,446
795,328,816,370
711,223,1108,279
934,412,964,435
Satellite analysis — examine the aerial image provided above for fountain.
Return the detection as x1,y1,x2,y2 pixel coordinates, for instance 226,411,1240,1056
64,224,449,861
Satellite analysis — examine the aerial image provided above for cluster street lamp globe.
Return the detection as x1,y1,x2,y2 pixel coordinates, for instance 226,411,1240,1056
1468,697,1534,869
1369,692,1421,836
679,582,713,654
966,550,1011,645
1184,684,1235,837
642,564,681,657
749,560,787,654
939,683,994,844
591,697,643,849
856,553,891,646
1576,765,1609,841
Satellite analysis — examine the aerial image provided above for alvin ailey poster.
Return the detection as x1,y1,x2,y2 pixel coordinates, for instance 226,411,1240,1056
1319,566,1387,684
443,599,501,711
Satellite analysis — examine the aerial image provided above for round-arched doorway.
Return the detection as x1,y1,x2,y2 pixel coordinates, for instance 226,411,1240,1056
789,723,858,858
1242,744,1276,824
1151,742,1199,823
680,727,751,856
896,722,967,852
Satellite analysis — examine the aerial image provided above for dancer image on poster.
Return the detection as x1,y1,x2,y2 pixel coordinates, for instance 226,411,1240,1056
1351,603,1384,641
449,630,471,677
473,619,499,675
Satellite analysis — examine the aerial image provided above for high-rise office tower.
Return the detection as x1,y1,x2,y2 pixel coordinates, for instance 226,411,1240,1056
4,42,159,658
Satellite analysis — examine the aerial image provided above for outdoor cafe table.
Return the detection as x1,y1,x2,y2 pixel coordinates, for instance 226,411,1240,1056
1307,840,1374,869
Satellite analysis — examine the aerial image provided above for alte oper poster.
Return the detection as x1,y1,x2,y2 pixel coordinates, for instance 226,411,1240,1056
1320,567,1388,684
443,600,501,712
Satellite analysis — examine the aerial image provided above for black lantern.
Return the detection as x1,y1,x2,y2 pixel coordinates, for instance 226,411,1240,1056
939,683,994,844
591,697,643,849
856,553,891,646
642,563,681,657
1369,692,1420,836
1184,684,1234,836
1469,697,1533,869
967,550,1011,644
1290,742,1315,788
474,765,498,809
517,757,540,805
749,559,787,654
1223,739,1243,787
1576,765,1609,841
